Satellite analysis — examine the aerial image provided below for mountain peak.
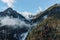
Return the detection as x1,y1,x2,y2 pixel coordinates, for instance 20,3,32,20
5,8,13,12
3,8,16,15
6,8,13,11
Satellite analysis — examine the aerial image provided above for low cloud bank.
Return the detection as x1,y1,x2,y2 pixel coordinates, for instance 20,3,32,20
0,16,31,28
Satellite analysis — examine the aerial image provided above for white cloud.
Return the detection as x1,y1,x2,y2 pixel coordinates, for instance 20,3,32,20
1,0,15,7
0,16,31,28
19,6,42,19
21,12,32,19
1,16,19,26
35,6,42,14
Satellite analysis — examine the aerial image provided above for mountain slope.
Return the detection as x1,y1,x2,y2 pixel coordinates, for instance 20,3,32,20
0,8,32,40
27,4,60,40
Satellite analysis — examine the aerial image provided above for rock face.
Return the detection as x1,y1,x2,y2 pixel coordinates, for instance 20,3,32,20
27,4,60,40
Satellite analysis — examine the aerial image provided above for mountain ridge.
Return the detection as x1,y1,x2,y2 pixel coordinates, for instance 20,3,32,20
31,4,60,23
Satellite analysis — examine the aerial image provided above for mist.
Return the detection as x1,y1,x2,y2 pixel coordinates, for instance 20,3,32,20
0,16,31,29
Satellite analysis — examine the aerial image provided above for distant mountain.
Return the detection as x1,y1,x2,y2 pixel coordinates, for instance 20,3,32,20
0,8,32,40
0,8,31,24
27,4,60,40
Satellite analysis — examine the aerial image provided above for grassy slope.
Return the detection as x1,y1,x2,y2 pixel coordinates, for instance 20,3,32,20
27,17,60,40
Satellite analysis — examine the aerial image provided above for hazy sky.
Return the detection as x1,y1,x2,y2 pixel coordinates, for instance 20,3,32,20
0,0,60,14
